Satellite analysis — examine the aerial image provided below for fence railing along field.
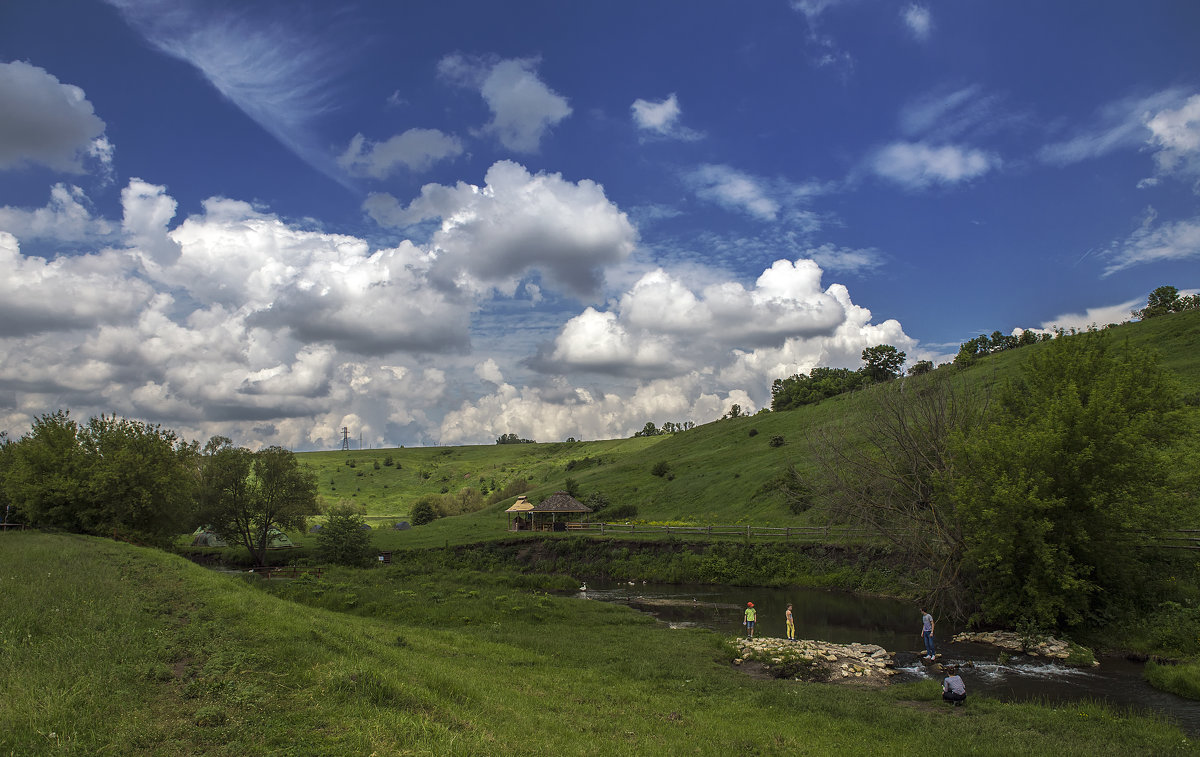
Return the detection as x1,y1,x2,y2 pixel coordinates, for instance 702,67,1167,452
562,522,872,542
555,522,1200,550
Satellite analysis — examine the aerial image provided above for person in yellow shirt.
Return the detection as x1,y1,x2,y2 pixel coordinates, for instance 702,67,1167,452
744,602,757,638
785,603,795,640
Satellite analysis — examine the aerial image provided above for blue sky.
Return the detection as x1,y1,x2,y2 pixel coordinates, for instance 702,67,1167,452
1,0,1198,449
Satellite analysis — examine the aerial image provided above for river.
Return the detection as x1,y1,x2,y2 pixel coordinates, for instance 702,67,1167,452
576,579,1199,736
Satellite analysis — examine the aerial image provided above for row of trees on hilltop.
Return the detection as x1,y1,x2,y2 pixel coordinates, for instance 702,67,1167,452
771,345,908,411
633,420,695,437
1133,285,1200,319
0,412,319,566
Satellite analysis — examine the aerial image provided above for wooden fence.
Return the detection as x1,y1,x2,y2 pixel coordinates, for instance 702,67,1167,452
563,522,871,542
1144,529,1200,551
558,522,1200,549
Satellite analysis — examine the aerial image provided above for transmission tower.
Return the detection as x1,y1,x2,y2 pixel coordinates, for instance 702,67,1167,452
340,427,350,451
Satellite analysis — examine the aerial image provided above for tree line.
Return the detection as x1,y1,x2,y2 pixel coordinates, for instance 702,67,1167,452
0,412,319,566
771,344,910,411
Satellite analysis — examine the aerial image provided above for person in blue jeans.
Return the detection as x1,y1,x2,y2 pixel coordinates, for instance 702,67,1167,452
920,607,936,659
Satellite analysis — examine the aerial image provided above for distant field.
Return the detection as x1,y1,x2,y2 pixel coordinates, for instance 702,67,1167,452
298,309,1200,535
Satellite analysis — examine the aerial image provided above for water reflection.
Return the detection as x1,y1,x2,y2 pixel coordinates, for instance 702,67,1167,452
578,579,1199,736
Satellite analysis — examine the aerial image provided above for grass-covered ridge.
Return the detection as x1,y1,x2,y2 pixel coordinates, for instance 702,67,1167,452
299,308,1200,534
1,532,1193,755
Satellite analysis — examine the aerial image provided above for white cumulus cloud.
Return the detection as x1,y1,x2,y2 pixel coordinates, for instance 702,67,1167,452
631,93,702,141
367,160,637,298
439,54,571,153
0,61,109,173
337,129,464,178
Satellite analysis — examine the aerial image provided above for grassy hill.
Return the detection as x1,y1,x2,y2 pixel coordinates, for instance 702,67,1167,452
298,309,1200,543
1,532,1190,755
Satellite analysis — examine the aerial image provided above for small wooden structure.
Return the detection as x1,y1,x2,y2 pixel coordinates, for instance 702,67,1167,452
507,492,593,532
506,495,535,531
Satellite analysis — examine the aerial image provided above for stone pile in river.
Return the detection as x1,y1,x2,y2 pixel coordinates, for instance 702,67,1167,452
951,630,1086,662
732,637,898,682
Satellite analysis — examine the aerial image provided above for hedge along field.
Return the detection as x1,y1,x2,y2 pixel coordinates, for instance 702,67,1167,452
1,532,1193,756
298,309,1200,534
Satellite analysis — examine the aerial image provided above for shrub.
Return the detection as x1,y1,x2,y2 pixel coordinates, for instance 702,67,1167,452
748,428,758,437
769,435,785,447
410,499,439,526
605,504,639,520
316,506,374,567
584,492,611,513
651,461,670,477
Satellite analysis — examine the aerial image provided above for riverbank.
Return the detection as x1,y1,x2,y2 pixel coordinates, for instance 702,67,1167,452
5,532,1192,754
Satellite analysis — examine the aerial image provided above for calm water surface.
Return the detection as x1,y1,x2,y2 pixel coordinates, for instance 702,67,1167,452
577,579,1199,737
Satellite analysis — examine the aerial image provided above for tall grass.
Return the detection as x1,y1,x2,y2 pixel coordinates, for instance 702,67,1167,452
1,532,1192,755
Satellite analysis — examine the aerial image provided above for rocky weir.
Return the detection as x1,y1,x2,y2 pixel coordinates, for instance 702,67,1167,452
951,630,1099,666
732,636,898,683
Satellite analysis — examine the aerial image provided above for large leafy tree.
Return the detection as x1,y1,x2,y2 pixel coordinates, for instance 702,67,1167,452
952,332,1187,629
2,411,197,543
860,344,906,383
199,438,319,566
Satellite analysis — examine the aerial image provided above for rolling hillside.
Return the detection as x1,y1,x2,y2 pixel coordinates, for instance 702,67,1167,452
299,309,1200,533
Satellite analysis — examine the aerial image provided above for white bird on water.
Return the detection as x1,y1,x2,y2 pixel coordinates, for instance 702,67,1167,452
579,583,588,591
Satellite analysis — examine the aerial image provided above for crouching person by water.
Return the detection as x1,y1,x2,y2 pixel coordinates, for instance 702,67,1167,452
942,666,966,706
744,602,756,638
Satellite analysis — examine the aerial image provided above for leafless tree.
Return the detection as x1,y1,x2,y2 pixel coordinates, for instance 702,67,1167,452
810,370,990,619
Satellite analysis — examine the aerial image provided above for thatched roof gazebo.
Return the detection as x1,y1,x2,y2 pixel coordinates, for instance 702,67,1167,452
530,492,592,532
505,495,535,531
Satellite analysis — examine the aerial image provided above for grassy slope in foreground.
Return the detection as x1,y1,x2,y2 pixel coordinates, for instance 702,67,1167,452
1,533,1192,756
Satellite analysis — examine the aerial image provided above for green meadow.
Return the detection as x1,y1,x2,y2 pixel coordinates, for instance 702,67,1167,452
5,311,1200,754
1,532,1193,756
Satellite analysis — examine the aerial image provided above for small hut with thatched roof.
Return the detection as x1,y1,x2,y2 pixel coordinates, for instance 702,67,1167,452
505,495,535,531
529,491,592,531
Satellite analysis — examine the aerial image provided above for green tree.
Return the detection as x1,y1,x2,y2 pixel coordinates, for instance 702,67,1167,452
316,504,374,567
860,344,906,382
953,332,1188,629
1134,285,1181,319
907,360,934,376
198,439,319,566
81,415,199,543
2,411,85,531
410,497,439,526
634,422,660,437
2,411,197,543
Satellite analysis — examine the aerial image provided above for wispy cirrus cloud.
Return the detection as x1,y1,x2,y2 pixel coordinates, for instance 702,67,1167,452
686,164,782,221
104,0,346,183
1038,88,1191,167
1102,207,1200,276
870,142,999,189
